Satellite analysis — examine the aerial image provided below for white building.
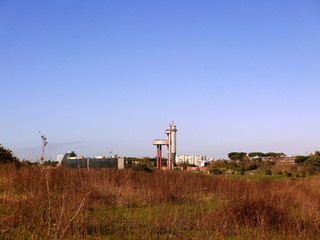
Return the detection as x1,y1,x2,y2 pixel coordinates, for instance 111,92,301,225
175,155,207,167
56,155,64,163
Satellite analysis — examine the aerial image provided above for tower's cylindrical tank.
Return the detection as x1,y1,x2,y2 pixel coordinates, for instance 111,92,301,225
171,121,177,154
169,121,177,169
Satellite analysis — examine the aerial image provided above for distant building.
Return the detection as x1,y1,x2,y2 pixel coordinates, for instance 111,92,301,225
56,155,64,163
278,157,296,164
175,155,208,167
59,150,124,169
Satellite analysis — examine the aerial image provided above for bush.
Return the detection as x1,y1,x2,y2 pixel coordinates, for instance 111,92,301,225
276,170,283,175
131,163,153,172
295,156,308,164
265,169,272,175
210,168,222,175
0,144,20,167
286,172,293,177
306,165,316,175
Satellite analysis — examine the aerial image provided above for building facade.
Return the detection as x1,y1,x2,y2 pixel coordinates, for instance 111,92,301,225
60,151,125,169
175,155,207,167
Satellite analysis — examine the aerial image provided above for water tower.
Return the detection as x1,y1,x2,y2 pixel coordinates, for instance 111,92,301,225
152,121,177,170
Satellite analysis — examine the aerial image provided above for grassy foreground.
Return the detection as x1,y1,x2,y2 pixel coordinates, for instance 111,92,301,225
1,165,320,239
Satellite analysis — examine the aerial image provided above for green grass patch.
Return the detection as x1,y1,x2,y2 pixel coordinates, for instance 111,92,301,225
226,174,287,181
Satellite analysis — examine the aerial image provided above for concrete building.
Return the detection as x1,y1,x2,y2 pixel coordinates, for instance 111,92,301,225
60,150,125,169
176,155,207,167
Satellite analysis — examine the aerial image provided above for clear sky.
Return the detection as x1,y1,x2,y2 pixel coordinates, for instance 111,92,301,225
1,1,320,161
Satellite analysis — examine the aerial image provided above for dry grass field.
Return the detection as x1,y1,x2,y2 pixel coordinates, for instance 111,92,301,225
1,165,320,239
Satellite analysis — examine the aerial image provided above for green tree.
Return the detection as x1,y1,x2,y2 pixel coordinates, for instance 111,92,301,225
44,160,58,166
314,151,320,157
307,156,320,167
210,168,222,175
228,152,247,161
131,163,153,172
295,156,308,164
279,152,286,158
264,152,280,160
0,144,20,166
248,152,264,158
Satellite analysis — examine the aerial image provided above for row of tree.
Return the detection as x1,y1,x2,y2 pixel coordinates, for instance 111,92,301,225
228,152,286,161
209,159,261,173
295,151,320,166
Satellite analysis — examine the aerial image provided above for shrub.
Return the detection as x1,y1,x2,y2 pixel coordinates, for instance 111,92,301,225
295,156,308,164
0,144,20,167
286,172,293,177
306,165,316,175
276,170,283,175
131,163,153,172
265,169,272,175
210,168,222,175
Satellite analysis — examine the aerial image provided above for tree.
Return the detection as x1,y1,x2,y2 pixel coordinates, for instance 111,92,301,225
295,156,308,164
264,152,280,160
0,144,20,166
248,152,264,158
43,160,58,166
307,156,320,167
210,168,222,175
131,163,153,172
228,152,247,161
279,152,286,158
209,160,228,169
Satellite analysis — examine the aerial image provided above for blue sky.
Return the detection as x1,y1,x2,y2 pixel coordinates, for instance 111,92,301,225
1,1,320,161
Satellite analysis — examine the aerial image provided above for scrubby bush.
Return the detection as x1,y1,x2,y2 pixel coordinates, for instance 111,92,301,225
265,169,272,175
295,156,308,164
306,165,316,175
210,168,222,175
131,163,153,172
276,170,283,175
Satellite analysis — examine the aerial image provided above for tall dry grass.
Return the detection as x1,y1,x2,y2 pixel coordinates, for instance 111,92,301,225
1,164,320,239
